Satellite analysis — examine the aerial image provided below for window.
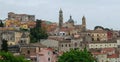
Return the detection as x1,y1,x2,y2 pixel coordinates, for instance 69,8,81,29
109,44,111,46
74,43,77,47
48,58,50,61
97,38,100,41
65,44,67,47
92,38,94,41
69,44,71,47
97,34,99,36
61,44,63,47
91,45,93,47
63,33,65,35
27,50,30,54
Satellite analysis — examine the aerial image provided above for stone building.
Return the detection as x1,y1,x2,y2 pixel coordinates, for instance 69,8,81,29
19,32,30,45
59,38,83,52
8,12,35,21
88,41,117,49
80,29,113,42
40,39,59,51
0,29,30,45
91,48,120,62
59,40,71,52
20,43,46,62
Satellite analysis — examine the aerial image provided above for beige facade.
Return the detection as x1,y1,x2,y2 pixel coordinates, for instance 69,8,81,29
80,30,108,42
89,39,120,49
59,40,71,52
84,30,108,41
89,42,117,49
59,39,83,52
0,30,30,45
14,31,22,44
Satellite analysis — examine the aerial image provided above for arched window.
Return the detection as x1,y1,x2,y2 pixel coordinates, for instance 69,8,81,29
92,38,94,41
97,38,100,41
27,50,30,54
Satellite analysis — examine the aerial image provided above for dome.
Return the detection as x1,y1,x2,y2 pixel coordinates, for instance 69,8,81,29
59,8,63,13
68,15,74,23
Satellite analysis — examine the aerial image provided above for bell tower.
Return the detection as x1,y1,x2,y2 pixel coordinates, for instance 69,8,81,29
82,16,86,31
59,9,63,28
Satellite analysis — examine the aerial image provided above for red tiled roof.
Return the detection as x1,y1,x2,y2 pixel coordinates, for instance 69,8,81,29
101,48,115,53
91,48,116,55
60,27,74,32
107,54,119,58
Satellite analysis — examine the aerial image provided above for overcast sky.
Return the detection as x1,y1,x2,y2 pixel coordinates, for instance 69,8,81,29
0,0,120,30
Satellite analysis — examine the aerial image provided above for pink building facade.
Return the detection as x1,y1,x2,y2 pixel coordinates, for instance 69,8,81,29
37,48,57,62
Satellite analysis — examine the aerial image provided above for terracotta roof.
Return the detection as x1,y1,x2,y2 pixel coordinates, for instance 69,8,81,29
91,48,116,55
60,27,74,32
102,48,115,52
107,54,119,58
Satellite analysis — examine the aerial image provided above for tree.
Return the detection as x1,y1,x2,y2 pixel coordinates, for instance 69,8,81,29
94,26,104,30
58,48,96,62
0,51,30,62
1,39,8,52
35,19,41,28
0,20,4,27
104,28,111,31
30,19,48,43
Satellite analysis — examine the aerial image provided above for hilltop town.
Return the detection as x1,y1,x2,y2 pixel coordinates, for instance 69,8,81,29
0,9,120,62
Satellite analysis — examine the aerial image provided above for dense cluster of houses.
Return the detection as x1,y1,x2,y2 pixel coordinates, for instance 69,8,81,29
0,10,120,62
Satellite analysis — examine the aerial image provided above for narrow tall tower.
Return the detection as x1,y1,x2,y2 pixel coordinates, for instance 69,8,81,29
82,16,86,31
59,9,63,28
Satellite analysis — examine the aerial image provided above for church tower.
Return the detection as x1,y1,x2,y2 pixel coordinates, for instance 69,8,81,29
82,16,86,31
59,9,63,28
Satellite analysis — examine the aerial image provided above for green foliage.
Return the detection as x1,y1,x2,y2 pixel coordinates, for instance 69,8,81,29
94,26,111,31
0,20,4,27
35,19,41,28
1,39,8,52
94,26,104,30
58,48,96,62
30,19,48,43
104,28,111,31
0,51,30,62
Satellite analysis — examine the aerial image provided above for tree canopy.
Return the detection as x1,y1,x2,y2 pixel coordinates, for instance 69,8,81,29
94,26,104,30
58,48,96,62
0,20,4,27
30,19,48,43
1,39,8,52
0,51,30,62
94,26,111,31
